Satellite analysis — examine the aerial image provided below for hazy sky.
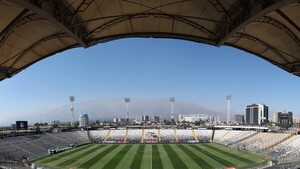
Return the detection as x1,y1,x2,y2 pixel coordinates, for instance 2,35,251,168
1,38,300,125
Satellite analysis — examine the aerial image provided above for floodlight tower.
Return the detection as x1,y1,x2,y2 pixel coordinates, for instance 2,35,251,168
170,97,175,123
69,96,75,125
125,97,130,125
226,95,231,125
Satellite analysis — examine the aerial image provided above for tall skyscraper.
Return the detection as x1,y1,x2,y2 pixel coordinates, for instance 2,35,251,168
245,104,268,125
153,116,160,122
272,112,279,123
135,115,142,123
79,113,89,127
142,115,149,122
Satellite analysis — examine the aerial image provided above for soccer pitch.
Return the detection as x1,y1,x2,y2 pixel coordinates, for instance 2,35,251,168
35,143,266,169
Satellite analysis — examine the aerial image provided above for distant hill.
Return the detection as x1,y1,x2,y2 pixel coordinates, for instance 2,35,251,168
7,99,230,124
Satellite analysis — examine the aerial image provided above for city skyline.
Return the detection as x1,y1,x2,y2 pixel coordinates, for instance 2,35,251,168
0,38,300,126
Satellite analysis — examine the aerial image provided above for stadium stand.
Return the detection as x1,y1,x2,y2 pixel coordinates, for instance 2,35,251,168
269,135,300,164
237,133,291,151
160,129,177,143
214,130,256,145
193,129,212,142
0,131,90,163
2,129,300,168
89,129,110,143
105,129,127,143
126,129,142,143
89,128,212,143
176,129,195,143
143,129,159,143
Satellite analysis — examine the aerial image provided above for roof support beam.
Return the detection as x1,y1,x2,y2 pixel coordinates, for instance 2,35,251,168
0,9,28,38
88,32,214,45
9,0,89,48
0,66,17,80
0,13,44,48
0,33,69,68
254,16,300,46
291,65,300,76
232,33,290,65
276,9,300,32
216,0,299,46
88,13,216,40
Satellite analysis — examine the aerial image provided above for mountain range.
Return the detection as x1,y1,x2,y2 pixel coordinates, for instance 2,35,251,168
6,99,232,125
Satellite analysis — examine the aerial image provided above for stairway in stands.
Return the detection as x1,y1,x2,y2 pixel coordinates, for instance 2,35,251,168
141,128,144,143
265,134,293,150
125,129,129,141
173,129,178,143
218,130,230,142
191,129,198,142
103,129,111,142
158,129,161,141
230,132,259,145
211,129,215,142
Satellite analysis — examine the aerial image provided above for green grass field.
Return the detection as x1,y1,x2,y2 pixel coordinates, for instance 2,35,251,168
35,143,266,169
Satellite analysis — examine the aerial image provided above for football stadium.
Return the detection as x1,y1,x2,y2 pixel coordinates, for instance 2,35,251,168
0,0,299,169
1,128,300,169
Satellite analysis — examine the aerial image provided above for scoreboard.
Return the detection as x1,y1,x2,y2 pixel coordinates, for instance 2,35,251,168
16,121,28,130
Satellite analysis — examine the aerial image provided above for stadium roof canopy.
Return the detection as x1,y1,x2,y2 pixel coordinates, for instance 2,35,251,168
0,0,299,81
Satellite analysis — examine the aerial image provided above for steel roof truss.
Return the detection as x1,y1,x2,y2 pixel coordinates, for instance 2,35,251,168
9,0,89,48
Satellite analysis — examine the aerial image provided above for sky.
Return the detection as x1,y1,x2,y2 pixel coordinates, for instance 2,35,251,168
0,38,300,125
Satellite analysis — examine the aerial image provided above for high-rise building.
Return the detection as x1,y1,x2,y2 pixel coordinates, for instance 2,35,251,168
79,113,89,127
135,115,142,123
272,112,279,123
235,115,245,124
293,117,300,124
210,116,220,123
245,104,268,125
153,116,160,122
142,115,149,122
113,118,125,123
277,112,293,129
49,120,60,126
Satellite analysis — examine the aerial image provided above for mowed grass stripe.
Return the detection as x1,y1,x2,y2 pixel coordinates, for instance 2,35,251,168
163,145,188,169
197,144,246,166
57,145,106,167
102,145,133,169
115,145,140,169
79,145,119,169
152,145,163,169
157,144,175,169
40,144,93,163
177,145,213,169
189,145,235,168
203,144,254,163
141,145,152,169
130,145,145,169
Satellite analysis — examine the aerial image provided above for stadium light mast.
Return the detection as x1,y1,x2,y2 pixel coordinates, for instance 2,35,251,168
170,97,175,124
125,97,130,125
69,96,75,125
226,95,231,125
